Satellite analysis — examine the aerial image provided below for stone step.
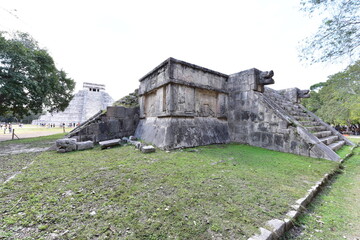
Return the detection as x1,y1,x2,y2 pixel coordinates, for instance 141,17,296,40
313,131,332,138
328,140,345,152
294,116,314,121
319,135,338,145
305,125,327,132
291,111,308,117
283,106,294,111
299,121,322,126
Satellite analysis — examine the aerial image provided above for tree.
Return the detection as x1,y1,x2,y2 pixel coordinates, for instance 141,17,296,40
300,0,360,63
0,32,75,117
302,60,360,125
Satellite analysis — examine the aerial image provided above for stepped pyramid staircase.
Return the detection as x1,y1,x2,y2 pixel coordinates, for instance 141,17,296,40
67,110,105,138
263,88,354,161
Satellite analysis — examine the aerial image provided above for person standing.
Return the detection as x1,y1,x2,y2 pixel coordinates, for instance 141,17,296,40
4,123,7,134
8,123,12,134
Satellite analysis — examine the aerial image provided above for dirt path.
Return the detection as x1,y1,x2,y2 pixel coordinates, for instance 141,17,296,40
0,130,65,142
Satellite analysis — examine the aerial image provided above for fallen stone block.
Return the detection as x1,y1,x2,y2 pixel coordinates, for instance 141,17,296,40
99,139,121,149
248,227,273,240
266,219,285,237
129,136,137,141
135,142,143,149
129,140,140,146
283,218,293,232
141,145,156,153
121,137,129,144
56,138,77,153
76,141,94,151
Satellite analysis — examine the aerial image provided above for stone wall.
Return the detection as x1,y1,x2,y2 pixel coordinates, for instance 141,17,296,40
135,58,230,149
228,70,288,149
226,70,349,160
135,117,229,149
69,106,139,142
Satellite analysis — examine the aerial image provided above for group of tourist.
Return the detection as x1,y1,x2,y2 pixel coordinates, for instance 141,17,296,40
36,122,80,128
0,123,12,134
334,124,360,135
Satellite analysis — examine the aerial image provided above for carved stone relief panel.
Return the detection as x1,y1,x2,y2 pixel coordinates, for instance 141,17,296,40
195,89,217,117
217,93,228,118
144,91,157,117
172,62,227,90
172,85,195,115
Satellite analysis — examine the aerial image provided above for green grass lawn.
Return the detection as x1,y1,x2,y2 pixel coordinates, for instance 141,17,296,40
0,137,338,240
348,136,360,145
284,145,360,239
0,133,67,185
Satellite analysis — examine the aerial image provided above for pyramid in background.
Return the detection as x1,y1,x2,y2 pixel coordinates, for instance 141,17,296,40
32,82,114,126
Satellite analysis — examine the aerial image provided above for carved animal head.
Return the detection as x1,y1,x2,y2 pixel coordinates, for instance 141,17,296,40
253,69,275,92
297,89,310,99
259,70,275,85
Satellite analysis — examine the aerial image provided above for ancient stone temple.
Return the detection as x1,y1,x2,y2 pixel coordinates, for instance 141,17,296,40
32,82,114,126
68,58,354,161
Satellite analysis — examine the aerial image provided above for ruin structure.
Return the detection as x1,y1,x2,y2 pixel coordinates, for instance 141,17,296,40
32,82,114,126
68,58,354,161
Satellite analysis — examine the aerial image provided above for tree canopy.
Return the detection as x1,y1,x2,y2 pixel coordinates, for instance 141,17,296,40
302,60,360,125
300,0,360,63
0,32,75,118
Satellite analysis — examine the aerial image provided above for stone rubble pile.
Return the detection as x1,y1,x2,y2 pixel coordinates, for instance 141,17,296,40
56,136,155,154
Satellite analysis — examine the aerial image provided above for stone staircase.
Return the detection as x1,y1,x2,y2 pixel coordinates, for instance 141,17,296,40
263,88,354,161
284,101,345,152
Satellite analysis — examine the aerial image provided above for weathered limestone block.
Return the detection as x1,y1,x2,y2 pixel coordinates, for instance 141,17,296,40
76,141,94,151
135,117,230,150
228,68,274,93
266,219,285,237
278,88,310,103
67,106,140,144
141,145,156,153
128,141,143,149
248,227,273,240
129,136,137,141
56,138,77,153
99,139,121,149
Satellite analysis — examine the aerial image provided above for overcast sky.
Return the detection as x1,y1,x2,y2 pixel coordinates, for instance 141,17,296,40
0,0,349,100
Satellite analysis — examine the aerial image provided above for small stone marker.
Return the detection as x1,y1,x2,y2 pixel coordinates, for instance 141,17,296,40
56,138,77,153
141,145,156,153
99,139,121,149
135,142,143,149
76,141,94,151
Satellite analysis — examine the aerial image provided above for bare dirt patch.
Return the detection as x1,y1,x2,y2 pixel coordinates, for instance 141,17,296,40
0,144,50,156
